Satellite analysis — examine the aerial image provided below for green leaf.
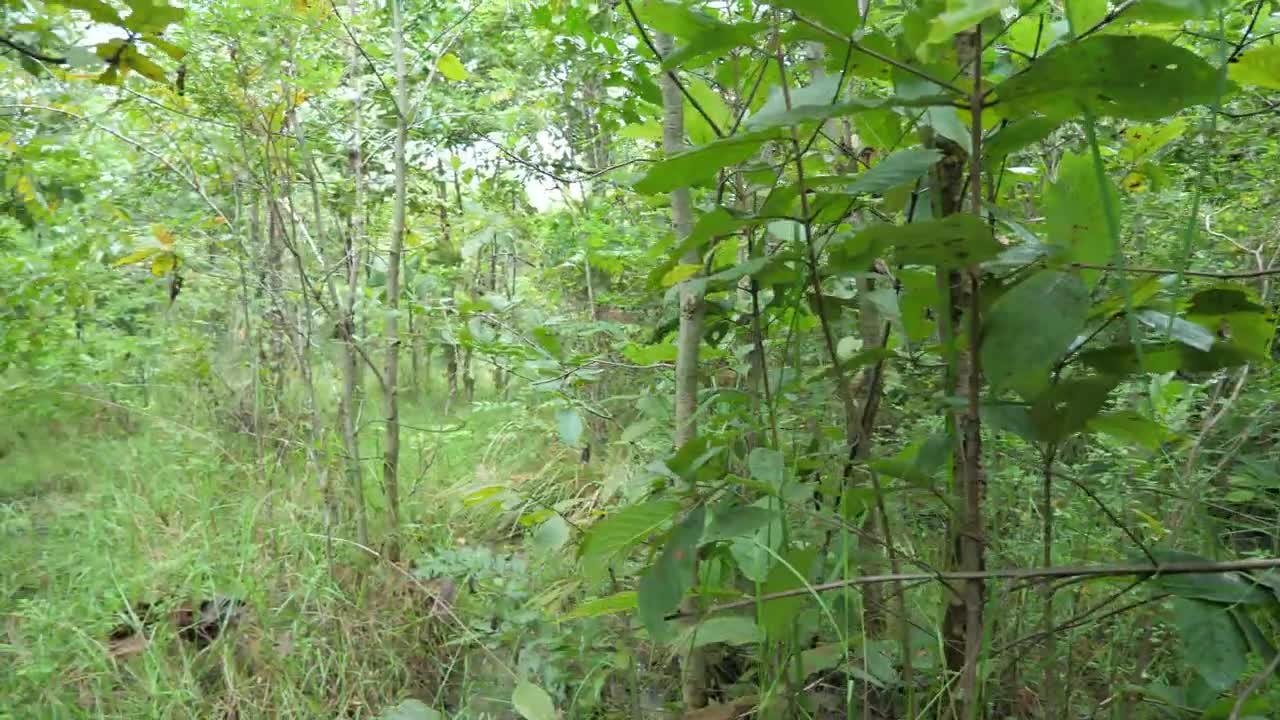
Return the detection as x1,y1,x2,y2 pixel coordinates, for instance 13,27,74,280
1087,411,1169,449
123,47,168,83
760,545,818,640
1044,152,1117,288
704,506,776,543
748,74,842,129
63,0,126,24
533,515,570,553
511,681,556,720
564,591,638,620
638,506,706,640
984,117,1061,166
1129,0,1223,21
1229,45,1280,90
556,408,583,447
635,3,764,70
837,214,1002,271
1149,551,1274,605
632,131,775,194
981,270,1089,394
729,498,786,581
680,616,761,648
1118,118,1189,163
380,699,443,720
1171,598,1248,691
579,500,682,580
925,0,1006,47
436,53,469,81
1081,342,1253,375
870,432,953,485
122,0,185,34
748,447,784,487
844,147,942,195
1027,375,1118,442
769,0,860,35
994,36,1225,122
1065,0,1106,35
142,34,185,61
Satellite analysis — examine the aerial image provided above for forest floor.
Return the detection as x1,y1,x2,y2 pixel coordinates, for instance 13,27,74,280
0,392,612,719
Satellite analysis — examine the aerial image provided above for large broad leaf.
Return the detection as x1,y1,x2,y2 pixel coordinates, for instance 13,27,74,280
1081,342,1253,375
579,500,682,580
556,408,584,447
635,2,764,69
512,681,557,720
1088,411,1170,449
704,505,777,544
533,515,570,553
633,131,775,194
1186,284,1275,363
746,74,948,131
1171,598,1249,692
1148,551,1274,605
845,147,942,195
1065,0,1106,34
729,497,786,581
638,506,706,639
1229,45,1280,90
63,0,126,24
836,214,1003,270
925,0,1006,47
436,53,469,81
748,447,785,487
994,36,1225,121
564,591,638,620
984,117,1062,166
1044,152,1117,288
1026,375,1118,442
981,270,1089,395
760,545,819,640
122,0,185,34
679,616,762,648
769,0,860,36
1118,118,1189,163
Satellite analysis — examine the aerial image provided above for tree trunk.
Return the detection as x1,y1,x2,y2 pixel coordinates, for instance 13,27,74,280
340,0,369,548
382,0,409,563
655,30,709,712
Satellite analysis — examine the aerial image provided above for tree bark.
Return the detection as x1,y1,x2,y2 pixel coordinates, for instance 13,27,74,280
655,30,709,711
382,0,409,563
340,0,369,548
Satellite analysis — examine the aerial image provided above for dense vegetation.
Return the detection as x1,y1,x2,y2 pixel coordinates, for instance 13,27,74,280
6,0,1280,718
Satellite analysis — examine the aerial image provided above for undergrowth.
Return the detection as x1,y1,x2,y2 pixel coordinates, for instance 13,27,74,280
0,388,611,719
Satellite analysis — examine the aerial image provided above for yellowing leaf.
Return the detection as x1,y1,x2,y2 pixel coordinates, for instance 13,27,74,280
152,224,175,246
1229,45,1280,90
114,247,160,267
436,53,469,82
14,175,34,201
661,263,702,286
1122,171,1148,193
150,252,176,277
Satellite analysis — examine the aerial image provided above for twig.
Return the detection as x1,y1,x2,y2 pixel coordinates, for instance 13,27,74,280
668,558,1280,619
622,0,725,138
1,36,67,64
1068,262,1280,279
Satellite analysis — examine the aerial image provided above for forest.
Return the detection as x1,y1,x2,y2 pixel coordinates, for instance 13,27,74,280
5,0,1280,718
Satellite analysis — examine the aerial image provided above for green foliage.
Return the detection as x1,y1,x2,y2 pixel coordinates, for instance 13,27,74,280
981,270,1089,395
